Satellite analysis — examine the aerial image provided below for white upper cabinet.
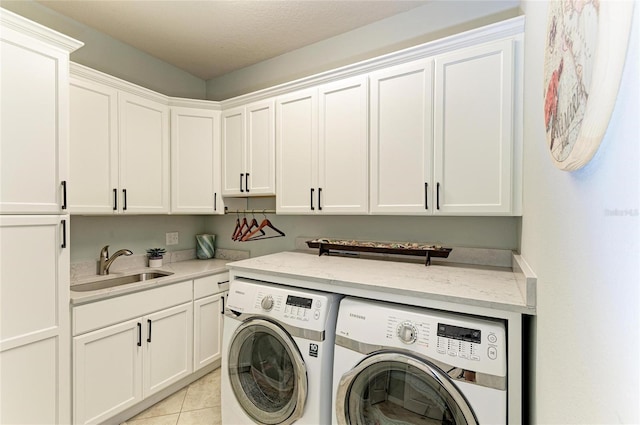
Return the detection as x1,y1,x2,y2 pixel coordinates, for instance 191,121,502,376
221,99,275,196
277,76,368,214
69,66,170,214
318,77,369,213
370,35,521,216
369,60,434,215
69,79,119,213
0,11,81,214
433,39,515,215
276,89,317,214
118,92,170,214
171,106,223,214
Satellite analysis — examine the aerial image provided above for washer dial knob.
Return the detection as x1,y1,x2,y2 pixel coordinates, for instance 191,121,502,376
261,295,274,311
397,321,418,344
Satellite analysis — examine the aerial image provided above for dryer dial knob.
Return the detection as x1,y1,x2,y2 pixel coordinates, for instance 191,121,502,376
261,295,274,311
397,322,418,344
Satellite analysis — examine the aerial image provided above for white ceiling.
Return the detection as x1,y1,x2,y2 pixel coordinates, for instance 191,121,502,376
36,0,429,80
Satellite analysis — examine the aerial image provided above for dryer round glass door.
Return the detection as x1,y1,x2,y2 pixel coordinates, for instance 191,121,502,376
227,318,307,425
336,352,478,425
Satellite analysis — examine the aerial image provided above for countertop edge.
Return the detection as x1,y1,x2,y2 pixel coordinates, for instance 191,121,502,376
227,252,537,315
512,253,537,312
70,259,231,305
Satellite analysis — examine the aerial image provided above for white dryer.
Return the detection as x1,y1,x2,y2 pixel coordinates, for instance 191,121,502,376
222,277,342,425
332,297,507,425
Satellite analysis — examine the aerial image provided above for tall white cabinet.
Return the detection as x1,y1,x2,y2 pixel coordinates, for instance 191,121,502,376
0,9,82,425
277,76,368,214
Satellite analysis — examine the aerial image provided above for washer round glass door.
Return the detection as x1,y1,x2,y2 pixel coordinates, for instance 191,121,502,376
336,352,477,425
227,318,307,425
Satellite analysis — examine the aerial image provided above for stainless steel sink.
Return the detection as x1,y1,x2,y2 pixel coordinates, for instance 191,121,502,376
71,271,174,292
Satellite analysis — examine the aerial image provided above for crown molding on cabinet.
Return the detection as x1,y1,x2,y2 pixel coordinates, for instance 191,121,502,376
168,97,221,110
70,62,170,105
220,15,524,109
1,8,84,53
71,15,523,110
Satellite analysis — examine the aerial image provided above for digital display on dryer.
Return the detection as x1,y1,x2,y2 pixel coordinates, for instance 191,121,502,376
438,323,481,344
286,295,312,309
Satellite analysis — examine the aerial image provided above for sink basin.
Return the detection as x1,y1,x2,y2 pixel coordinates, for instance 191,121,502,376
71,271,174,292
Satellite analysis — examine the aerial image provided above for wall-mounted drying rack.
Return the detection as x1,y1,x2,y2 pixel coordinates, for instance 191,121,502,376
227,208,284,242
224,208,276,215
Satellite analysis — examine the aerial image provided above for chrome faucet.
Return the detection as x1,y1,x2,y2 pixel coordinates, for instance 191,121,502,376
99,245,133,275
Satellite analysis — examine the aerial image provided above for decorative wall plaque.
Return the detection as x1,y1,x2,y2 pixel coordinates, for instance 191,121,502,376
543,0,634,171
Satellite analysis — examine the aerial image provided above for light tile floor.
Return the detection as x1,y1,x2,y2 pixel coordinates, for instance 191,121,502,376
121,368,221,425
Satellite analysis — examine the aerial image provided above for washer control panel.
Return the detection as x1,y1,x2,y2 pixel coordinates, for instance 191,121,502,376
228,277,342,332
436,322,501,362
396,321,418,344
336,297,506,376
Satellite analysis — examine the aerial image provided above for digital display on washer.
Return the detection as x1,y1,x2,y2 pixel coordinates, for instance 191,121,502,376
438,323,481,344
286,295,312,309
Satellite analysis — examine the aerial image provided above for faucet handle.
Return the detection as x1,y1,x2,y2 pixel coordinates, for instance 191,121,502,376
100,245,110,258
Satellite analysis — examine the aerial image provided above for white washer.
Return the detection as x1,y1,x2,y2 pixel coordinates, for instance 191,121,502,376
222,277,342,425
332,297,507,425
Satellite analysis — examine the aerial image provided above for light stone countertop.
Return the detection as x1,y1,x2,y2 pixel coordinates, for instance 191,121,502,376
70,258,231,305
226,251,537,315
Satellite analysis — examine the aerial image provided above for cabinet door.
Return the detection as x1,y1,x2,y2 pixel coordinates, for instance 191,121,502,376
246,100,276,195
69,78,119,214
434,40,514,215
221,106,245,195
370,59,434,214
0,27,68,214
0,216,70,425
73,318,143,425
143,303,193,397
318,76,369,214
276,88,318,214
119,92,170,214
194,293,224,371
171,107,222,214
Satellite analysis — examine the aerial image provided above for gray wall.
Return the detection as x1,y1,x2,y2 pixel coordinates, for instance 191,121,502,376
205,214,520,259
1,0,207,99
520,1,639,423
70,216,208,263
206,0,520,100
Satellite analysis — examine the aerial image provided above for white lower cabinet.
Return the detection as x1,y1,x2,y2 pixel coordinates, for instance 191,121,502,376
72,273,228,424
194,292,224,371
73,318,142,425
72,280,194,425
193,273,229,371
0,215,70,425
73,302,193,425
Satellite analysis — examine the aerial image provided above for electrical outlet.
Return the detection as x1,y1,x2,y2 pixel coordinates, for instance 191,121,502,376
166,232,179,246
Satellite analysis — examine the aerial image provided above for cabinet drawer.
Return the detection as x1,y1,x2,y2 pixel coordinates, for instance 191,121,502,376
72,280,192,336
194,272,229,299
